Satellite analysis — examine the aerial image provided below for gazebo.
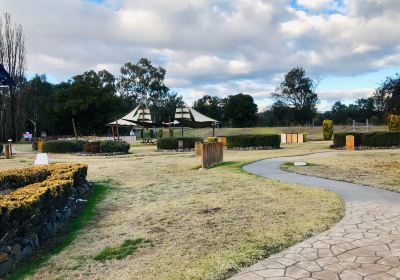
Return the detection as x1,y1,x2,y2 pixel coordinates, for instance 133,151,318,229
174,106,220,136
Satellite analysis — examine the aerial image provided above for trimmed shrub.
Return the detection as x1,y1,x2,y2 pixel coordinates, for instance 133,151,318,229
83,141,101,153
208,137,218,143
158,128,163,138
333,132,362,147
42,140,87,153
333,132,400,147
226,134,280,149
150,128,156,138
361,132,400,147
100,141,130,153
157,137,203,150
388,114,400,132
169,128,173,137
322,120,334,140
0,163,88,239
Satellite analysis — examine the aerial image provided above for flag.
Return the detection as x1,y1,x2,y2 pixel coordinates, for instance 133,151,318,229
0,64,15,87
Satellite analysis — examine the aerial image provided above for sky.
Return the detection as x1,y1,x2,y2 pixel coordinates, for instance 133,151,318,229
2,0,400,112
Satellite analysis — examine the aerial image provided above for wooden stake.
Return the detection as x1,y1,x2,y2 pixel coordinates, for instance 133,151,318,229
72,118,78,140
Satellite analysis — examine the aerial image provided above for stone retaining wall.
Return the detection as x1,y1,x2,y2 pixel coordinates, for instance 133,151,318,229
0,181,92,276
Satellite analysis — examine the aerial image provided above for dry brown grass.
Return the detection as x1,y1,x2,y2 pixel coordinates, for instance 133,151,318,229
1,142,343,280
287,149,400,192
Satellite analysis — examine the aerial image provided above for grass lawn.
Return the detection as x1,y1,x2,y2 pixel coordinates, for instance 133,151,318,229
1,142,343,280
285,149,400,192
168,125,388,141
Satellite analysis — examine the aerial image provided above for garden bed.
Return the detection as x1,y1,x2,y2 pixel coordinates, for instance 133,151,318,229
0,164,91,276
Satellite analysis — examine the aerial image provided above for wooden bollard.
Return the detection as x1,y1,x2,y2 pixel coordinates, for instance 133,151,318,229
346,135,355,151
38,140,44,153
4,144,10,159
195,142,202,156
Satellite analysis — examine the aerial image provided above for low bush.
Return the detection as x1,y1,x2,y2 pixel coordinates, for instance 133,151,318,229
208,137,218,143
157,137,203,150
42,140,87,153
0,164,88,239
0,143,3,154
226,134,280,149
322,120,334,140
333,132,362,147
100,140,130,153
388,114,400,132
362,132,400,147
83,141,101,153
333,132,400,147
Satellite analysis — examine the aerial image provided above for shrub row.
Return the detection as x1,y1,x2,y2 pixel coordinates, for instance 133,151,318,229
42,140,87,153
157,137,203,150
226,134,281,149
42,140,130,154
0,164,88,239
333,132,400,147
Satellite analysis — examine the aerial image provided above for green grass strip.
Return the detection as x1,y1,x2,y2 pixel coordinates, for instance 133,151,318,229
94,239,151,261
8,182,109,280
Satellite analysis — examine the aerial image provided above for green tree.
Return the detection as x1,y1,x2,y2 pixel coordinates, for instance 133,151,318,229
53,70,121,135
273,67,318,125
374,73,400,117
223,93,258,127
119,58,178,123
193,95,224,121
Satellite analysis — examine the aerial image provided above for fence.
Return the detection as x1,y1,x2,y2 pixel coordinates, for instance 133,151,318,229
198,142,224,168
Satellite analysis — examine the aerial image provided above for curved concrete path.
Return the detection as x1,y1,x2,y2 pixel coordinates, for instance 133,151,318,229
231,152,400,280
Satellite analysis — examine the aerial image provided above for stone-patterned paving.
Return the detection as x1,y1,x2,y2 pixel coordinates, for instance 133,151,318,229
231,202,400,280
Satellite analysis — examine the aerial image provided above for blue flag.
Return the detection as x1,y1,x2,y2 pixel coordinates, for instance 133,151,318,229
0,64,15,87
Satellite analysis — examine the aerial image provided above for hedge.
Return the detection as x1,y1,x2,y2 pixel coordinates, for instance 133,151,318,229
333,132,400,147
100,141,130,153
0,164,88,239
41,140,130,154
226,134,281,148
42,140,87,153
157,137,203,150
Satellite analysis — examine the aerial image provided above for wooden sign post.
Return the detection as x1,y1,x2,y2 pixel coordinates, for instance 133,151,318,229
346,135,355,151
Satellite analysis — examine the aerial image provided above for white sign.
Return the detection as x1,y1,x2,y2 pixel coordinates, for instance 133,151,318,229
34,153,50,165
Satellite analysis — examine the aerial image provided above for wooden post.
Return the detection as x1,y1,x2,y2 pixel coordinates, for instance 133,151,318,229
116,119,120,140
346,135,355,151
72,118,78,140
4,144,10,159
111,126,116,141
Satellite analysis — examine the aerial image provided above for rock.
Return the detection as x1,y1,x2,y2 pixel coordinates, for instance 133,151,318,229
21,246,33,260
63,207,72,220
0,253,8,264
11,244,22,262
0,257,13,276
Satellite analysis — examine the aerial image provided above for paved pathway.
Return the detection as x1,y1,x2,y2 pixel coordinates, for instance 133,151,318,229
231,152,400,280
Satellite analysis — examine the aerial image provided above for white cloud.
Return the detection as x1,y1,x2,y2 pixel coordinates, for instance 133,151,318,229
1,0,399,109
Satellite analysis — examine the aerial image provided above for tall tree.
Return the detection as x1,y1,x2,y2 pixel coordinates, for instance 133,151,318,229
119,58,176,123
374,73,400,116
53,70,121,135
273,67,318,125
193,95,224,121
223,93,258,127
0,13,26,141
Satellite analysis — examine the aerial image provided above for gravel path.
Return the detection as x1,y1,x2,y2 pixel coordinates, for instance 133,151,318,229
230,152,400,280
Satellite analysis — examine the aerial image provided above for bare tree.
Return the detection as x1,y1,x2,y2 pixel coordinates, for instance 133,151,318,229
0,12,26,141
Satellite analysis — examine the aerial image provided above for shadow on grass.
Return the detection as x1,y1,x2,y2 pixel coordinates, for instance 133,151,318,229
8,182,110,280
